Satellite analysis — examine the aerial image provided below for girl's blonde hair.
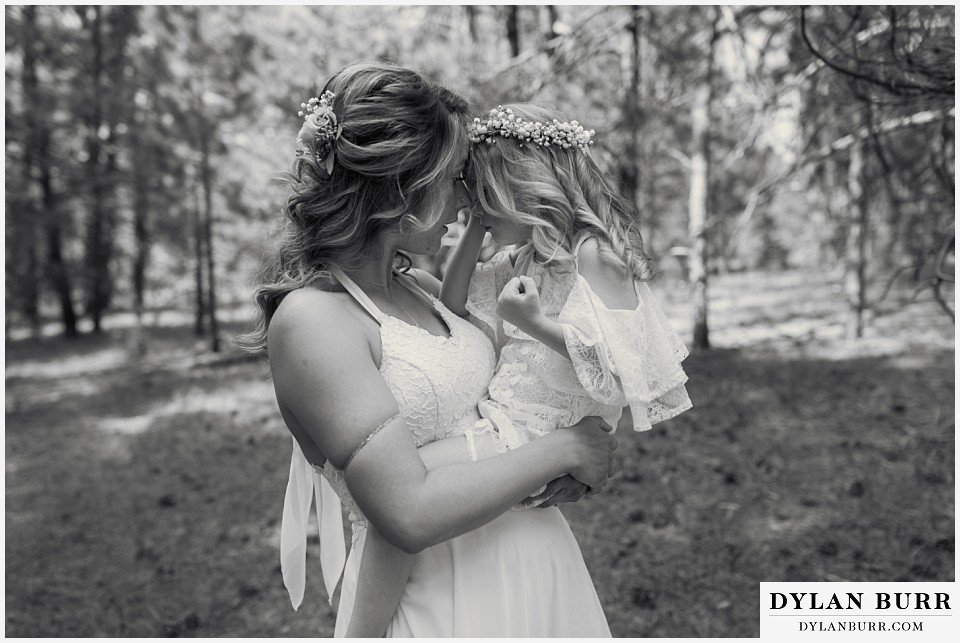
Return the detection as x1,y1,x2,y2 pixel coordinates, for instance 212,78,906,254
237,62,470,354
467,103,653,281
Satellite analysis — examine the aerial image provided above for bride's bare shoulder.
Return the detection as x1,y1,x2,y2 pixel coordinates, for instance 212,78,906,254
269,286,363,346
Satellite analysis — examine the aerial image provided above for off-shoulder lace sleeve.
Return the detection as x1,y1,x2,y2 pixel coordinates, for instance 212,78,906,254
465,251,514,349
557,276,691,431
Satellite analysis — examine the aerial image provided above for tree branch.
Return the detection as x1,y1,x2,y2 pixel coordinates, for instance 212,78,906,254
665,147,690,170
813,108,955,159
799,7,954,96
478,5,616,82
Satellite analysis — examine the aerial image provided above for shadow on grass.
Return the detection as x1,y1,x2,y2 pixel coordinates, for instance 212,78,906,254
5,339,955,636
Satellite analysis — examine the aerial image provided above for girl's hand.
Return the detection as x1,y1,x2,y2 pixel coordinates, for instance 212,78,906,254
461,207,487,239
465,201,486,226
552,416,619,491
497,275,544,331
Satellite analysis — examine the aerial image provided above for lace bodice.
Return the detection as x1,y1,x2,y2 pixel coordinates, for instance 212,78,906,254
465,245,691,454
317,292,497,527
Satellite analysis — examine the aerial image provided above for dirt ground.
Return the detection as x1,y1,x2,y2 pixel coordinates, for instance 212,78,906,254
5,269,955,637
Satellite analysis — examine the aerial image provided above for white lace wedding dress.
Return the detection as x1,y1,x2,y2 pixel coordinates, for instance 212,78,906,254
280,267,611,637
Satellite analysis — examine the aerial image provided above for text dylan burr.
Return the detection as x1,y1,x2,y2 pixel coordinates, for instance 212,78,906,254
770,592,951,611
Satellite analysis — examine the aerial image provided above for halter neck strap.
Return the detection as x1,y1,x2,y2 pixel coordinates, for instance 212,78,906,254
393,269,432,301
328,266,386,325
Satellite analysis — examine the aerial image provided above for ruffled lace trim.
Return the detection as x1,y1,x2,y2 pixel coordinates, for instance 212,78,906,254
558,276,691,432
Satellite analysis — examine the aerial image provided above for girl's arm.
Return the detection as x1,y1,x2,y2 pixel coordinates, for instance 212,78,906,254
439,212,487,316
496,275,570,358
268,289,616,554
496,239,639,361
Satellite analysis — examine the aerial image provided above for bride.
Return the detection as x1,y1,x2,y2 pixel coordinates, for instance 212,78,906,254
240,61,617,636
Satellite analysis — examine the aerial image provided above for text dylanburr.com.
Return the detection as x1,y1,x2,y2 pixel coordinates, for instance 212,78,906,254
760,582,955,639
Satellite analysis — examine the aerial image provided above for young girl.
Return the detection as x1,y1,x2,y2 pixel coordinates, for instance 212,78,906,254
342,103,691,637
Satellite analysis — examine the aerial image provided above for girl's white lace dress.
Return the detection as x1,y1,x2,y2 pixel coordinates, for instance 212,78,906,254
280,267,612,637
463,238,692,467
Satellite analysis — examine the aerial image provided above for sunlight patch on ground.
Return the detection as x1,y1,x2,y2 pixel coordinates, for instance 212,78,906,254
156,379,278,426
764,509,823,535
761,334,954,365
94,433,137,464
6,346,130,380
6,377,104,412
104,306,254,328
91,378,279,461
6,306,255,341
653,268,954,361
887,352,954,369
94,378,278,439
99,415,155,435
711,318,847,348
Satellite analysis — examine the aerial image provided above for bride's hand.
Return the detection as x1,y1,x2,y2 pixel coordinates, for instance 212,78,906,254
555,416,619,491
528,475,589,508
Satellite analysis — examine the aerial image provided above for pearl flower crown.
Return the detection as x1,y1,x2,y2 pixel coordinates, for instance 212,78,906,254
467,106,596,151
296,90,342,174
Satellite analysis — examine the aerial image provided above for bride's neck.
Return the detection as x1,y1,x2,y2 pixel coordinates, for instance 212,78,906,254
340,245,401,297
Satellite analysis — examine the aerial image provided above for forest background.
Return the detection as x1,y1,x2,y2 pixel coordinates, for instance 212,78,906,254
4,4,955,638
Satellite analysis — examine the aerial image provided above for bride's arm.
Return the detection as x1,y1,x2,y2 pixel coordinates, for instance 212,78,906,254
417,438,605,507
269,290,616,554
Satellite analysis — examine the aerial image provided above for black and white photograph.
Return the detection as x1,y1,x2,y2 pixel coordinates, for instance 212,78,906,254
4,4,955,638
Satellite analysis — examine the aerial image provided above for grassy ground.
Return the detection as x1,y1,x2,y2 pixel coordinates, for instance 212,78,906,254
5,269,954,637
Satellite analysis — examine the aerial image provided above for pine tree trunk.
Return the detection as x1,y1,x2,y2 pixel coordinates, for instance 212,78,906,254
193,186,206,338
687,8,719,351
83,5,109,333
688,82,711,351
131,129,150,355
620,6,642,211
24,239,41,338
465,5,478,42
645,174,657,255
845,140,869,339
506,6,520,57
18,13,41,338
200,137,219,352
820,155,845,267
41,166,78,338
23,6,77,338
543,5,559,57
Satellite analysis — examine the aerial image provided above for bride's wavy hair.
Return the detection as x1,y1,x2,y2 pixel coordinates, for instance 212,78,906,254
467,103,654,281
237,61,470,354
